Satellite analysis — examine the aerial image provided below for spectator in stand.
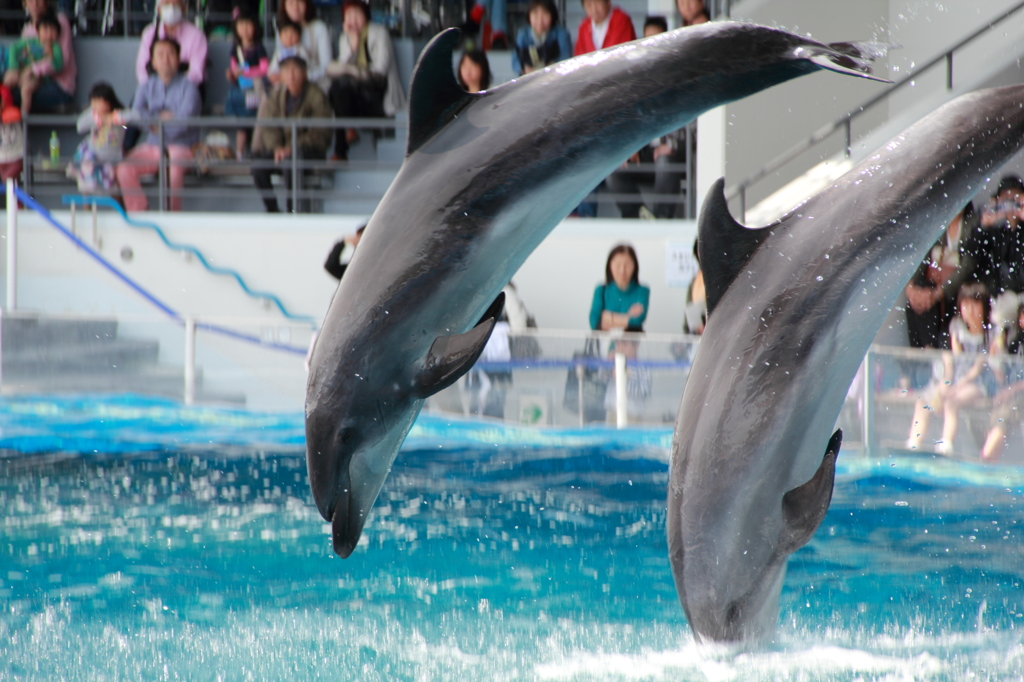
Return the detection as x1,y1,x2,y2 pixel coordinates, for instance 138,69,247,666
275,0,332,92
117,39,201,212
589,244,649,332
468,0,509,49
326,0,406,161
15,0,76,113
678,0,709,26
967,175,1024,299
907,282,998,455
224,9,269,160
573,0,635,56
642,15,667,36
905,203,974,350
67,82,129,193
982,299,1024,461
324,224,366,280
604,16,686,219
683,239,705,334
457,50,491,93
135,0,208,86
268,20,310,84
250,56,332,213
0,85,24,198
5,12,62,117
573,0,634,217
512,0,572,76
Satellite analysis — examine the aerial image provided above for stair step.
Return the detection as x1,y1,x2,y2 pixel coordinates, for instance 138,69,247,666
3,337,161,376
2,316,118,347
1,366,245,405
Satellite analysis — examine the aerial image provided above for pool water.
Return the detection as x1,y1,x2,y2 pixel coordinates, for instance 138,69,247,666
1,395,1023,681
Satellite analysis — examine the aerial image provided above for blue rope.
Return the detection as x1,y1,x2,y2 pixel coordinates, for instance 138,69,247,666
62,194,318,328
17,188,308,356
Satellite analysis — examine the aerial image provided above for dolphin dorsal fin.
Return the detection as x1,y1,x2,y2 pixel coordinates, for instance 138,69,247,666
413,293,505,398
778,429,842,555
698,178,773,318
407,28,474,156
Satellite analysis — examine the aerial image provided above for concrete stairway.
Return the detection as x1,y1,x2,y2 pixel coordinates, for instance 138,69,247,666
0,314,243,404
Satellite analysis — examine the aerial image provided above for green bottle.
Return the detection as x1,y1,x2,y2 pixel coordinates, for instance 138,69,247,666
49,130,59,164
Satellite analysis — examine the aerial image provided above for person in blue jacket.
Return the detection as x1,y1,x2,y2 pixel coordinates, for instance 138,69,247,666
589,244,650,332
512,0,573,76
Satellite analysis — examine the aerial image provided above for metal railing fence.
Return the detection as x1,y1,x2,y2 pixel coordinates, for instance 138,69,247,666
22,114,696,218
24,113,402,213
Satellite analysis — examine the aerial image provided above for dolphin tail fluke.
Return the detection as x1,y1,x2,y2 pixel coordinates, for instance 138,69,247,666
812,41,894,83
413,292,506,397
777,429,842,555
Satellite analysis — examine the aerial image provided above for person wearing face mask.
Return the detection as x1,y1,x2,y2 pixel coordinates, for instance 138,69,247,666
135,0,208,86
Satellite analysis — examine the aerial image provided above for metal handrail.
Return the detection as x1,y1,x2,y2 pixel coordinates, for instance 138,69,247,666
25,113,698,218
24,113,403,213
12,184,310,354
726,0,1024,219
60,194,319,327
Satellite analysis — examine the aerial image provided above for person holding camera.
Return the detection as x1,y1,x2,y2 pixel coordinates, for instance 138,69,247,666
969,175,1024,297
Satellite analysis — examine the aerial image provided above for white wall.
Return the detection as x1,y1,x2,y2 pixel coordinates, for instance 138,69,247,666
726,0,1024,213
726,0,890,208
515,219,698,334
9,210,698,337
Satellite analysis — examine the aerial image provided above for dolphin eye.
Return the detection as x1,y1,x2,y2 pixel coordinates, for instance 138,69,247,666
334,426,355,449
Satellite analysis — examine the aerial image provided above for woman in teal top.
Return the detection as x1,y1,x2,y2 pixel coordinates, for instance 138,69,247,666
589,244,650,331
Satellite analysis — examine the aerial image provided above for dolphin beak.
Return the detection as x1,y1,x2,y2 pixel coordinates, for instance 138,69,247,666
330,485,360,558
307,406,420,558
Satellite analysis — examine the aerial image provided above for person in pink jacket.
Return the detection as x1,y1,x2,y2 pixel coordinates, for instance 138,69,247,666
18,0,76,112
135,0,208,86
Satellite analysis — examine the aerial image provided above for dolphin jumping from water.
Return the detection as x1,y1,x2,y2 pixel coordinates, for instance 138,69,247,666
668,85,1024,643
306,23,886,557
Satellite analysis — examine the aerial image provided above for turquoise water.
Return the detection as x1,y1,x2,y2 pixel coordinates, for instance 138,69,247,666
1,395,1023,680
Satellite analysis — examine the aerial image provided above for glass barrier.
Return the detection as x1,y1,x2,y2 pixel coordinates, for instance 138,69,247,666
3,311,1020,465
858,344,1024,464
426,330,698,428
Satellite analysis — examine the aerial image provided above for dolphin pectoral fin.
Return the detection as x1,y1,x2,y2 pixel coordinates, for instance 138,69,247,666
698,178,773,318
811,42,894,83
407,28,475,155
778,429,842,555
413,293,505,397
476,291,506,327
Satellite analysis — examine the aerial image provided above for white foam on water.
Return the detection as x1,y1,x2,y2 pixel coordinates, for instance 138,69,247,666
5,605,1024,681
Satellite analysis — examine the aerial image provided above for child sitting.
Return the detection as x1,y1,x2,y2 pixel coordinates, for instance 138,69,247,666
5,12,63,116
512,0,573,76
268,20,309,85
224,10,270,159
907,283,999,455
66,82,131,193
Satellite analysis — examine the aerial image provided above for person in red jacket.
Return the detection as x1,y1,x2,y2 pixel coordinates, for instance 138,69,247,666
574,0,636,56
571,0,634,217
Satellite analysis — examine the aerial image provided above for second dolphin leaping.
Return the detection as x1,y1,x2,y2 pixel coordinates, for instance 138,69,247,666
305,23,887,557
669,84,1024,643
